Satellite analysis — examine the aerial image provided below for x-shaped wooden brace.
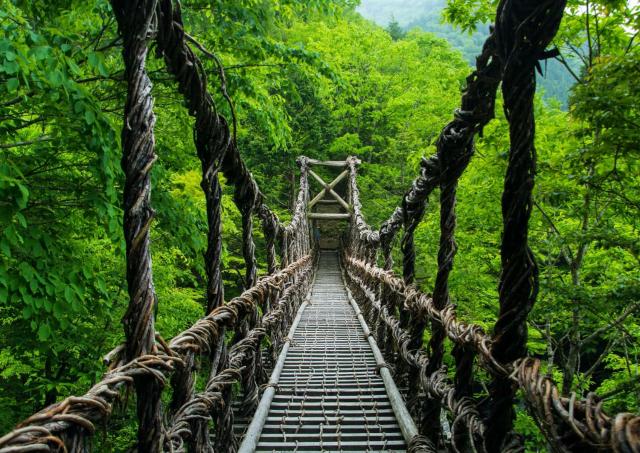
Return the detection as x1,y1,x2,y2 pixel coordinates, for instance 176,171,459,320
307,169,350,213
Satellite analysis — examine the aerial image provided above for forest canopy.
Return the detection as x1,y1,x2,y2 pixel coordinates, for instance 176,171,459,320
1,0,639,450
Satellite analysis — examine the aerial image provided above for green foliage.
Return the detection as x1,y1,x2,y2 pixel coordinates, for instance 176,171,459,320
0,1,126,430
386,18,407,40
514,404,547,452
1,1,639,451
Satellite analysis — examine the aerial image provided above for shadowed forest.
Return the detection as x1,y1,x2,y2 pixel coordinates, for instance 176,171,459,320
1,0,639,451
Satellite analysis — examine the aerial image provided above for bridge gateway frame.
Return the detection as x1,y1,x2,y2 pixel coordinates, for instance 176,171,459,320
306,158,358,250
306,158,358,222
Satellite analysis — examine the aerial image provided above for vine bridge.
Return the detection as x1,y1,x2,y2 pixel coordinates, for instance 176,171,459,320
1,0,639,452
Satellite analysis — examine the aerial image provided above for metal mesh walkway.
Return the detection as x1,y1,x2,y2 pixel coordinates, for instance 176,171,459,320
239,251,412,452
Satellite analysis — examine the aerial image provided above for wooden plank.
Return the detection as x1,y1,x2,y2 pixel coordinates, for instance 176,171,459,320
308,213,351,220
330,169,349,187
317,199,339,204
240,252,412,453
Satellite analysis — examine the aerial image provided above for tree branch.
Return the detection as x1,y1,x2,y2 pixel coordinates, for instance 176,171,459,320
0,135,53,149
533,199,575,263
583,300,640,344
553,50,582,84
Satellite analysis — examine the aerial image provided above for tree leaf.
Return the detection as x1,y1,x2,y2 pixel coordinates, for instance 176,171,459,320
37,323,51,341
7,77,19,92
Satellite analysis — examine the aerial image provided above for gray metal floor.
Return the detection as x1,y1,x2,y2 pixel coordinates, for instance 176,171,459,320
252,251,407,452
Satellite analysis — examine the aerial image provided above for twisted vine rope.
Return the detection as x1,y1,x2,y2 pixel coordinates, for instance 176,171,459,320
155,1,232,447
110,1,164,450
486,0,566,449
0,257,311,452
422,18,502,445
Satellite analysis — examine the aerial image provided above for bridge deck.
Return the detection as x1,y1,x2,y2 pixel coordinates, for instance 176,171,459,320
240,251,410,452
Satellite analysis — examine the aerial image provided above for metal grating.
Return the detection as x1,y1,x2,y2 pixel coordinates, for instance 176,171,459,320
252,251,407,452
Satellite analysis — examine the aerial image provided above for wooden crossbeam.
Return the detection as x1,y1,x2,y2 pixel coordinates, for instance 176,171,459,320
306,158,349,168
308,212,351,220
307,169,349,211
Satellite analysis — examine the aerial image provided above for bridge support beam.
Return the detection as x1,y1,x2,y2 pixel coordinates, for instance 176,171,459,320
341,268,421,447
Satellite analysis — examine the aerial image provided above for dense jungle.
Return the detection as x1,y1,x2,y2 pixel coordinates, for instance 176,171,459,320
1,0,639,451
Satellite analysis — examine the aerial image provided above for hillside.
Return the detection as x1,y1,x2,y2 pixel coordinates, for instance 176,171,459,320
357,0,577,105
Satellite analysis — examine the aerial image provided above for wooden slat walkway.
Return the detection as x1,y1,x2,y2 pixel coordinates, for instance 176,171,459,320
239,251,413,452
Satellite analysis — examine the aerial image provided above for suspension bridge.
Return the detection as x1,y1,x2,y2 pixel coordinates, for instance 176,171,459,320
1,0,639,452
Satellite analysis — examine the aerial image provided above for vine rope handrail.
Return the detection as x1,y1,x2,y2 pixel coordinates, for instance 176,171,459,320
343,255,640,451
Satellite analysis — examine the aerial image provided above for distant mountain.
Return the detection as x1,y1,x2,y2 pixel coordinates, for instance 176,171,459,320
356,0,439,26
357,0,575,107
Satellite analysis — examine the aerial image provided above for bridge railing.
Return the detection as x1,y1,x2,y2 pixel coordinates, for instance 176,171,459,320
342,0,640,452
0,1,315,452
